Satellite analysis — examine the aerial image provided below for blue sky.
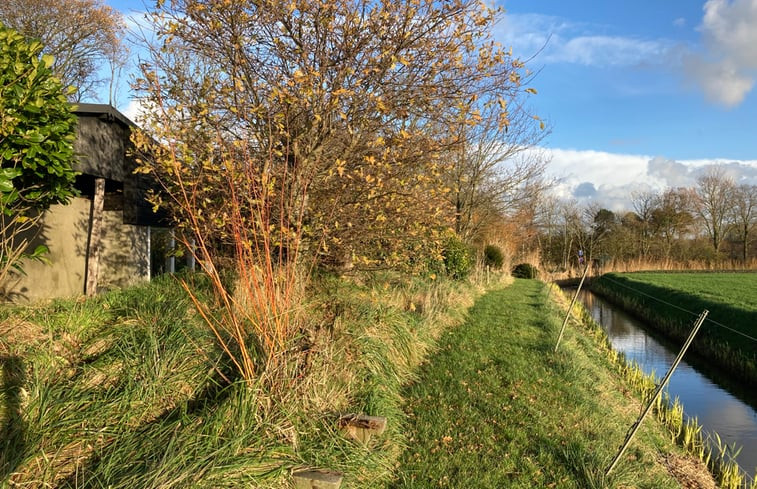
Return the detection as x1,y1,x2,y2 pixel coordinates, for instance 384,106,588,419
497,0,757,208
500,0,755,160
106,0,757,210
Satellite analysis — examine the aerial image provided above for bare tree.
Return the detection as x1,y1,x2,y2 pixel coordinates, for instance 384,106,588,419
651,188,695,261
630,190,657,259
448,99,551,243
730,184,757,263
693,167,736,255
547,199,588,270
0,0,127,101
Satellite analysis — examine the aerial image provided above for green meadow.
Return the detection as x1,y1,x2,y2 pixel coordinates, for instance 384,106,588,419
591,272,757,383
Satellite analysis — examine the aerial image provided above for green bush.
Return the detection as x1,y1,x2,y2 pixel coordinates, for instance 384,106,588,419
511,263,538,279
1,23,77,290
443,234,474,280
483,244,504,270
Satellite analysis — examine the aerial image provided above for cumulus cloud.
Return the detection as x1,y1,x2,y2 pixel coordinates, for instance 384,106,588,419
542,148,757,210
497,13,673,68
686,0,757,107
573,182,597,198
646,156,697,187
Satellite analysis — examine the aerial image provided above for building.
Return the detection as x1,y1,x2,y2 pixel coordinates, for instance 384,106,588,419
5,104,169,302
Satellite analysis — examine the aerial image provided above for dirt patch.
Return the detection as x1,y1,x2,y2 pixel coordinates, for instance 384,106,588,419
663,453,717,489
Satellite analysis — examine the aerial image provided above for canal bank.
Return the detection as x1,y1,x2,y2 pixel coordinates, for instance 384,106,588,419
575,288,757,481
391,279,714,488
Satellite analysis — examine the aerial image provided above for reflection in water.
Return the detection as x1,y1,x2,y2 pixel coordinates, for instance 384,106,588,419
579,290,757,478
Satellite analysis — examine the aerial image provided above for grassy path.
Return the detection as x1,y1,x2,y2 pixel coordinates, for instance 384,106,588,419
390,279,687,489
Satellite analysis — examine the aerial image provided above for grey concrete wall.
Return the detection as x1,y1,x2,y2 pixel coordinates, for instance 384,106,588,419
5,197,150,302
99,212,150,290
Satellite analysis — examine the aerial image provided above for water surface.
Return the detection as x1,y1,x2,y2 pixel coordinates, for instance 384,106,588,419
577,289,757,478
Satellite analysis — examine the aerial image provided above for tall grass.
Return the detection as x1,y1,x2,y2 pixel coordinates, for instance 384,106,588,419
544,257,757,283
1,270,484,487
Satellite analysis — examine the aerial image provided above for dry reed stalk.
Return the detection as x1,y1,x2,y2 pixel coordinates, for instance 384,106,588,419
181,140,309,388
135,85,314,389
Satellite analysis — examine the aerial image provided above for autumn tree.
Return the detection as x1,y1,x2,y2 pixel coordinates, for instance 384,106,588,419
0,0,126,101
0,25,78,296
133,0,533,381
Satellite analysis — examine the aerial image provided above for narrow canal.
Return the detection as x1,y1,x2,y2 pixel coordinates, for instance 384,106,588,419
575,288,757,479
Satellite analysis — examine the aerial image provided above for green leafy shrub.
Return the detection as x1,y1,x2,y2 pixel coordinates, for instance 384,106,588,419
443,234,474,280
483,244,504,270
511,262,538,279
1,23,77,291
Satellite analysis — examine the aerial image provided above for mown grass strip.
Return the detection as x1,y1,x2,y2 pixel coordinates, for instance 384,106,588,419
592,272,757,383
391,279,684,489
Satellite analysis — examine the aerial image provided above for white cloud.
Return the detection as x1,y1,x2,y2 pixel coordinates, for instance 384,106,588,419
702,0,757,66
121,97,157,125
686,0,757,106
684,57,754,107
497,13,674,68
542,147,757,210
499,7,757,107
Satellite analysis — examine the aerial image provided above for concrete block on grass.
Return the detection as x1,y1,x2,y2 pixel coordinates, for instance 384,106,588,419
338,414,387,444
292,469,343,489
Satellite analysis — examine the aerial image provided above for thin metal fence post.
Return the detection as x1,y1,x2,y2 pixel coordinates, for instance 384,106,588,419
554,264,590,353
605,309,709,476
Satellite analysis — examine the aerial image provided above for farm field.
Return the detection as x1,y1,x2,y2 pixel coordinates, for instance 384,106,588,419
604,272,757,313
591,272,757,383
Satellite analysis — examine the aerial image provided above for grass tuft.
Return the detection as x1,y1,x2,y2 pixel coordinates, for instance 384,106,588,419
1,270,485,487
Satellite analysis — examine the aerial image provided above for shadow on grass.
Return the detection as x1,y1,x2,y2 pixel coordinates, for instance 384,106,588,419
1,354,26,481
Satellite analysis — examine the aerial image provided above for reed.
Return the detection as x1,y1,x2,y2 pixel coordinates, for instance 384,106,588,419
545,258,757,281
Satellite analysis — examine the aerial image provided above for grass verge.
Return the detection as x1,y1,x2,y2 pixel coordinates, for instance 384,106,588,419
391,279,704,489
1,271,481,488
591,272,757,384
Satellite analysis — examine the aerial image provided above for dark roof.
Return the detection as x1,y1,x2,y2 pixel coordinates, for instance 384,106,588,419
74,103,136,128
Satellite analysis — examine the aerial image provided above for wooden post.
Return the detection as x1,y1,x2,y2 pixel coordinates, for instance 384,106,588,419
605,310,709,476
554,264,589,352
85,178,105,296
187,237,196,272
146,227,152,281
